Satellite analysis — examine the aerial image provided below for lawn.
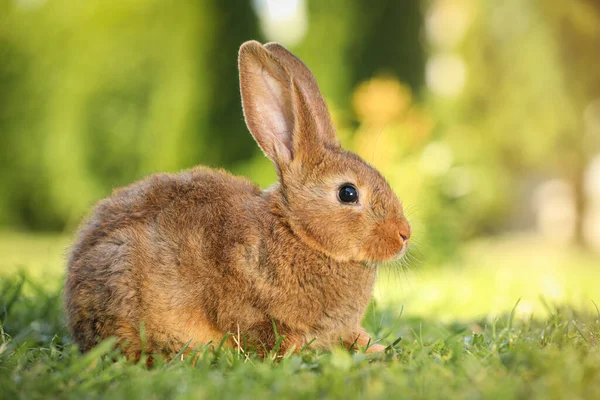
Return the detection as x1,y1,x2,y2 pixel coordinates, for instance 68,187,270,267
1,231,599,399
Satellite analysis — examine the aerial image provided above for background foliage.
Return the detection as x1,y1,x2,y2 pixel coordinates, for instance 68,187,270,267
2,0,600,262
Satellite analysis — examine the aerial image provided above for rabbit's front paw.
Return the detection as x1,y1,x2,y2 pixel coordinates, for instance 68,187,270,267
364,343,386,353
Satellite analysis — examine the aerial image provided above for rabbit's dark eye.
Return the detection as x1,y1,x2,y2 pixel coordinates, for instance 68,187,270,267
338,185,359,204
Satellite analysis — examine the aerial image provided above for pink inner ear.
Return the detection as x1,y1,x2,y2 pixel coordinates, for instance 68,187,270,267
259,66,294,158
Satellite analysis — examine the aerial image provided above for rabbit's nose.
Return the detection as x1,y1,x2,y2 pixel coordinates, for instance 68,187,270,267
398,219,411,242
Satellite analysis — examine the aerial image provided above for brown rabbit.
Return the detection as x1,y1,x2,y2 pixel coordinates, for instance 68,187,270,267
64,41,411,360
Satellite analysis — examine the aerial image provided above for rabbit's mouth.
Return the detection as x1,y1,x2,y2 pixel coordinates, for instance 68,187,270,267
394,240,409,260
357,220,411,263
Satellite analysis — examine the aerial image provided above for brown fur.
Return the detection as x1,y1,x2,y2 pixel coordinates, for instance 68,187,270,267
64,41,411,359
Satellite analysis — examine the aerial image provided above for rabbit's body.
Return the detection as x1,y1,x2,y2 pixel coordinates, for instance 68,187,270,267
66,167,376,356
65,41,410,359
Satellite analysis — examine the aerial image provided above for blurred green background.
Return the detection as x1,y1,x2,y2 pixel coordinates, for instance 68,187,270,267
1,0,600,317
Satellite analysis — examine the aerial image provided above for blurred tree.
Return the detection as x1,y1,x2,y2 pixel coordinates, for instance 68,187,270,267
197,0,261,166
287,0,357,112
349,0,424,97
290,0,425,117
0,0,261,231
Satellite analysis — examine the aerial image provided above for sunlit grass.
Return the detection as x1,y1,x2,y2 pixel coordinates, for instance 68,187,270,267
376,234,600,320
0,231,71,287
1,231,600,399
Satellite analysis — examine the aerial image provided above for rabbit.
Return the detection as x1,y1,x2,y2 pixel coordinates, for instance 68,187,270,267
64,40,411,361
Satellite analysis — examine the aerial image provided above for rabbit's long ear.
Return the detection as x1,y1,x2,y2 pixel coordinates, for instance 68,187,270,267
264,42,339,148
239,41,336,169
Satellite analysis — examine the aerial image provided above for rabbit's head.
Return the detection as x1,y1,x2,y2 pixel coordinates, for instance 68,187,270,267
239,41,410,263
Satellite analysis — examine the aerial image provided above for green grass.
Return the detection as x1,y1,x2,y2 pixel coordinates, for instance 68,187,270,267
1,232,600,399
